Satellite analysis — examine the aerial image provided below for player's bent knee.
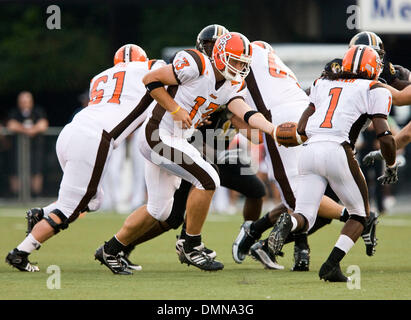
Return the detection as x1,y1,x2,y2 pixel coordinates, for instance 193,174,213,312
147,199,174,222
44,209,69,234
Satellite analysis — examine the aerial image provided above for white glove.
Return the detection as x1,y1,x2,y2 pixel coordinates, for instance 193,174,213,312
377,162,399,185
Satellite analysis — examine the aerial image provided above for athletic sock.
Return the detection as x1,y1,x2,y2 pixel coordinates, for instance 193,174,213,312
17,234,41,254
335,234,355,253
180,223,187,240
104,235,127,256
294,233,309,250
250,212,273,238
183,233,201,252
339,208,349,222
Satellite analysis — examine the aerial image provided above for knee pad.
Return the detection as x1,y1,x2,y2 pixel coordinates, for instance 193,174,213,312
44,209,69,234
348,214,366,228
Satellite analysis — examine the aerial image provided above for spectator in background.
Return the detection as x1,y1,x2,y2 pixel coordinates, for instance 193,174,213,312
7,91,49,197
70,90,89,122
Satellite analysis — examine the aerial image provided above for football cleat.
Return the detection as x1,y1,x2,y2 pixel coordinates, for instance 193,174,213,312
232,221,258,264
94,244,132,275
5,249,39,272
26,208,44,236
319,261,350,282
250,240,284,270
118,251,142,271
291,244,310,271
178,245,224,271
267,213,292,257
361,211,379,256
176,236,216,260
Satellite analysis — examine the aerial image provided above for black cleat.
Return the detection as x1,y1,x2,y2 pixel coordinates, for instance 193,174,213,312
176,235,216,260
179,245,224,271
232,221,258,264
26,208,44,235
5,248,39,272
267,213,292,257
94,244,133,275
291,244,310,271
319,261,349,282
250,240,284,270
361,211,379,256
118,251,142,271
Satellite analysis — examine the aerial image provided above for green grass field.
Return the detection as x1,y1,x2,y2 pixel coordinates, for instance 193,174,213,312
1,207,411,300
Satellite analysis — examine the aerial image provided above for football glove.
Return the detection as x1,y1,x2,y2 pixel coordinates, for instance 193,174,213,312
377,162,399,185
362,150,384,166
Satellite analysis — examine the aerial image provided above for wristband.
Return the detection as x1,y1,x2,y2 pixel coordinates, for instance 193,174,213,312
170,106,181,115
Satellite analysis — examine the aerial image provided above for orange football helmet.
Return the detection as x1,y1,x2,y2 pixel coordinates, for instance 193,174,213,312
342,45,382,80
212,32,252,82
113,44,148,65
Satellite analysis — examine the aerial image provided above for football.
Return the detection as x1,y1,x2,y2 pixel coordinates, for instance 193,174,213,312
275,122,307,147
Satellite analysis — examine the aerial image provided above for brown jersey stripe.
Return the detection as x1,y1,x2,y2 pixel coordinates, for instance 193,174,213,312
185,49,205,75
145,86,216,190
348,114,369,148
68,130,112,223
342,142,370,217
148,59,158,70
245,68,296,209
109,91,154,140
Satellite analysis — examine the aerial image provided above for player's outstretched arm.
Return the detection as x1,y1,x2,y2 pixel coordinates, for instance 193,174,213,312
372,117,398,184
382,83,411,106
297,103,316,137
143,65,192,128
227,98,275,136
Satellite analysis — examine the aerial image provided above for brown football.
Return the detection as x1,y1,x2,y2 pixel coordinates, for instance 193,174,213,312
275,122,307,147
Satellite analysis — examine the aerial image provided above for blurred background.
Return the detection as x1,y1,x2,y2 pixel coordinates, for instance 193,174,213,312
0,0,410,215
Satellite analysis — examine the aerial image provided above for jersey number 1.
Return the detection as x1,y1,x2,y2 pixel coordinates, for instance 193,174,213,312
320,87,342,128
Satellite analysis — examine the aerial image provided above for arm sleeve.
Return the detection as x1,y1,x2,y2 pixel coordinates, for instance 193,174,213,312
172,51,200,85
368,87,392,118
226,80,247,105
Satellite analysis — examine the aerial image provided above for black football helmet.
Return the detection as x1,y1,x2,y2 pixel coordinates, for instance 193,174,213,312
348,31,385,60
196,24,229,57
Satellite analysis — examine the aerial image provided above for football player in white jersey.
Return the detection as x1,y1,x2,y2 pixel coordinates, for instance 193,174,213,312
232,41,379,271
267,45,398,282
96,32,278,272
6,44,165,273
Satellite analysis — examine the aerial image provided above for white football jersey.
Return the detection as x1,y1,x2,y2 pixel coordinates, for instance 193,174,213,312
151,49,247,139
245,44,309,121
306,78,392,145
73,59,166,147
